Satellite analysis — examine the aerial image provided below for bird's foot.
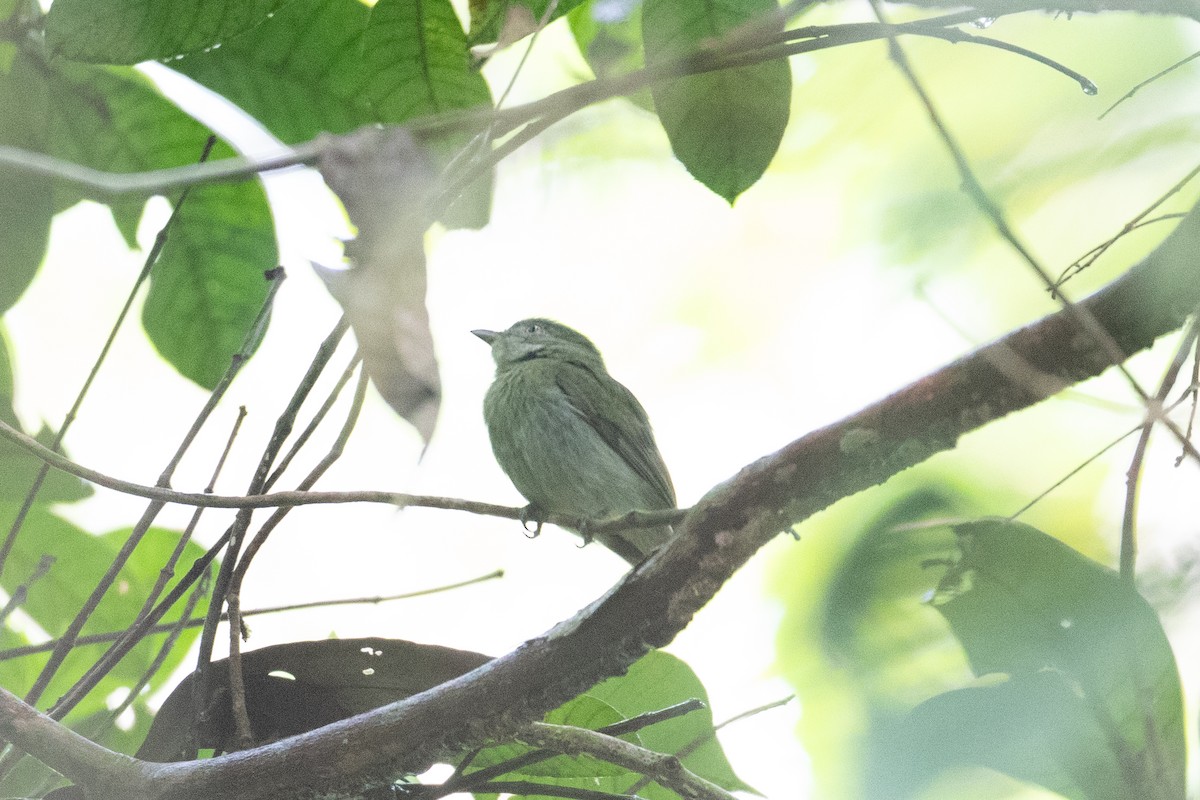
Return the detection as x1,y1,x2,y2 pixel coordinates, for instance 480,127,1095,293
519,505,544,539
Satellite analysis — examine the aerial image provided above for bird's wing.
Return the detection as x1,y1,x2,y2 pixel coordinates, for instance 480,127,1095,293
554,363,676,509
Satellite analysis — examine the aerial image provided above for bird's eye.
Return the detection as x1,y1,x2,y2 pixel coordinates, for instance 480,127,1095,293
527,323,543,335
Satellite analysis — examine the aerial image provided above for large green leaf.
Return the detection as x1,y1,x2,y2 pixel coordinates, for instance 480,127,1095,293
882,675,1129,800
168,0,377,143
168,0,494,228
905,520,1185,800
141,161,276,389
642,0,790,203
361,0,491,120
768,456,1113,800
45,0,296,64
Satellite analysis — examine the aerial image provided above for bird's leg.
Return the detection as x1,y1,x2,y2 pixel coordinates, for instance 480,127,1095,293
519,504,544,538
575,516,594,546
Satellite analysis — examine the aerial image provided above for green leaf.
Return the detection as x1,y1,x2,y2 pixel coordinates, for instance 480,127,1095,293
588,650,754,797
466,0,588,47
168,0,377,143
460,651,750,798
361,0,491,120
31,62,279,387
361,0,494,228
45,0,296,64
880,674,1130,800
0,46,52,313
642,0,790,203
168,0,494,227
915,519,1186,800
469,695,632,781
142,158,277,389
0,505,212,724
568,0,653,110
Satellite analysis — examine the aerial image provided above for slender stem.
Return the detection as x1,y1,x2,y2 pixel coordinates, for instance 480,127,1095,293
0,569,504,662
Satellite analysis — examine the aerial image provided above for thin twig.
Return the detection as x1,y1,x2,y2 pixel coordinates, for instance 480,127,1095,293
1054,161,1200,291
0,555,53,629
46,409,248,720
442,701,706,796
1121,314,1200,581
0,568,502,662
519,722,737,800
263,352,358,492
1099,49,1200,119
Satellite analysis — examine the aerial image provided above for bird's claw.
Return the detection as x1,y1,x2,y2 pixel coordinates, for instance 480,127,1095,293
519,505,544,539
575,517,594,547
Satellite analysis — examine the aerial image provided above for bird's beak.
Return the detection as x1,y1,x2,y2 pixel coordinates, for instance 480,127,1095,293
472,329,499,345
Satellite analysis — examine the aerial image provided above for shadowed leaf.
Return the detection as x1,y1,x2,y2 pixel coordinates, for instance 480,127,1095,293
137,637,491,761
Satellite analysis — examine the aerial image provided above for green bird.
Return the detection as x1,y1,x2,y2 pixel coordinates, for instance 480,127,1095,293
474,318,677,564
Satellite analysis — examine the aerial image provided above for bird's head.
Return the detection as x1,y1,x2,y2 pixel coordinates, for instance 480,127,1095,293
473,318,604,370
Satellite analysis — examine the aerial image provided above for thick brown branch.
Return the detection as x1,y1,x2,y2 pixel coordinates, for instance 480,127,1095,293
893,0,1200,19
11,202,1200,800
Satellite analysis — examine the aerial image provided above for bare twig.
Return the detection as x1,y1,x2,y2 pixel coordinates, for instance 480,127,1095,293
518,722,737,800
1121,313,1200,580
1100,49,1200,119
195,316,351,752
0,570,503,662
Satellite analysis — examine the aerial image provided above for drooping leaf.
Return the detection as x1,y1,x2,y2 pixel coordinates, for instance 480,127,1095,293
642,0,791,203
45,0,296,64
316,127,442,443
136,638,491,761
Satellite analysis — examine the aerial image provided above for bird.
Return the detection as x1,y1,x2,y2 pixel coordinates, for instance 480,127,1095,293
473,318,676,564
